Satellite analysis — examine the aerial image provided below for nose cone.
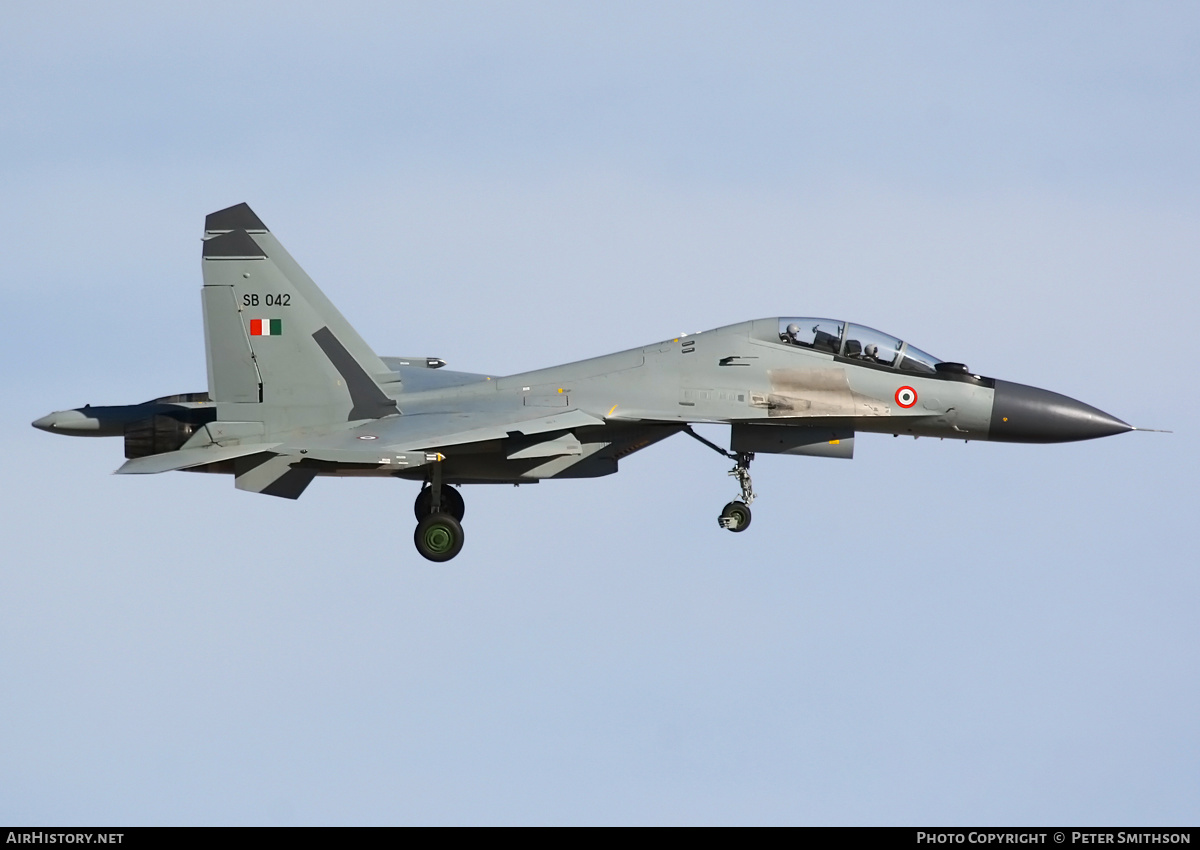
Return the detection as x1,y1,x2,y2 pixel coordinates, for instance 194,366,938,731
31,412,59,432
31,409,100,433
989,380,1132,443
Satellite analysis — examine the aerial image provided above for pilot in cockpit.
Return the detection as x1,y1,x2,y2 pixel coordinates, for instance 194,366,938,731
786,323,803,344
862,343,880,363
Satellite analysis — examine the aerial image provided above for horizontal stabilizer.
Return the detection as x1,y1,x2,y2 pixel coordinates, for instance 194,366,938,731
115,443,281,474
234,454,315,499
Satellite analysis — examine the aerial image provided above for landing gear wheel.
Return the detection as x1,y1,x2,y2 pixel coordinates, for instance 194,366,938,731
414,512,465,562
719,501,752,533
414,484,465,521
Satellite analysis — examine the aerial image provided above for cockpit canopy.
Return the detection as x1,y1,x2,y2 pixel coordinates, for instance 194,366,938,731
778,318,941,374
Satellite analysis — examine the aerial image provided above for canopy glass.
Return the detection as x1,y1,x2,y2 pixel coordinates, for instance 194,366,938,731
778,318,942,374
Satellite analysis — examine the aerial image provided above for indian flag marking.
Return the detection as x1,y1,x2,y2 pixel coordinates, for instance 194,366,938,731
250,318,282,336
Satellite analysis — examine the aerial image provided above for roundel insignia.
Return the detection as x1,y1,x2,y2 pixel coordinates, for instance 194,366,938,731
895,386,918,408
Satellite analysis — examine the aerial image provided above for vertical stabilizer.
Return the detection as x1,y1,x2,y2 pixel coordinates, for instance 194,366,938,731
200,204,398,427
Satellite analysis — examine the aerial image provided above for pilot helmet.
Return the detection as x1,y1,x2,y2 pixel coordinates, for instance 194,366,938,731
865,343,878,358
786,323,801,338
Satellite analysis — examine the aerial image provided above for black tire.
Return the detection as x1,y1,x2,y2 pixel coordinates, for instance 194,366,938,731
719,501,752,533
414,512,465,562
413,484,465,521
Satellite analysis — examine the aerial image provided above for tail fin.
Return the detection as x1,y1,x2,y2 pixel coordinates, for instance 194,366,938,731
200,203,398,426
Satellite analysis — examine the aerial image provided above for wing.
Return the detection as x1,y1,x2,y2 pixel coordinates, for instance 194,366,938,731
375,408,606,451
277,407,607,462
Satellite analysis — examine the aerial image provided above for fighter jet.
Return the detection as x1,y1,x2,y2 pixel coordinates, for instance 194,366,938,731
34,203,1137,562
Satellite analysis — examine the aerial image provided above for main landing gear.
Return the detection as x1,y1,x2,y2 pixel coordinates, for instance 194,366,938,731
682,426,756,533
414,484,464,522
413,462,466,562
415,510,464,562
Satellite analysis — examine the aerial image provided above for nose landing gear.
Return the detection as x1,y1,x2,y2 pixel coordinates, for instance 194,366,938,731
718,451,756,532
682,426,757,534
719,499,752,532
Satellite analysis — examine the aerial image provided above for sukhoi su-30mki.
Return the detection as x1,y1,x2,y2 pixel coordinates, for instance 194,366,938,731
34,203,1139,561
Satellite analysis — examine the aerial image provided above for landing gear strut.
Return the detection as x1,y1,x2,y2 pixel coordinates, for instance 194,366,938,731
414,484,465,522
728,451,756,506
412,460,466,562
682,426,757,533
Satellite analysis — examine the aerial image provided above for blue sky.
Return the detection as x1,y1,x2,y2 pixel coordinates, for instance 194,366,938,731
1,2,1197,825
